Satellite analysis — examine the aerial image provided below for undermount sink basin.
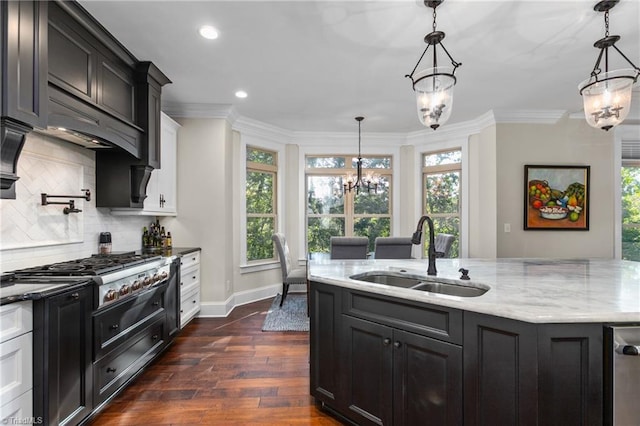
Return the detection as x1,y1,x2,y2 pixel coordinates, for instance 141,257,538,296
349,271,489,297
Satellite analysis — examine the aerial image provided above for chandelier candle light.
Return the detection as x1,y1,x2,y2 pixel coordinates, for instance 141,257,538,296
406,0,461,130
343,117,378,195
579,0,640,131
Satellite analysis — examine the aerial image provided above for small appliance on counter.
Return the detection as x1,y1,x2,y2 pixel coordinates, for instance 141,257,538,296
99,232,112,255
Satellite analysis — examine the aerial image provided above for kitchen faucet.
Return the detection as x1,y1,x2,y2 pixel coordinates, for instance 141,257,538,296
411,215,437,276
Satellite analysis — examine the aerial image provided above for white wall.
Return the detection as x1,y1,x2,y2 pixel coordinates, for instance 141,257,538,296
495,116,614,258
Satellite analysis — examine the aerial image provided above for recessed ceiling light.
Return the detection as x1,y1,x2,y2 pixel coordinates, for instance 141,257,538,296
235,90,248,99
198,25,219,40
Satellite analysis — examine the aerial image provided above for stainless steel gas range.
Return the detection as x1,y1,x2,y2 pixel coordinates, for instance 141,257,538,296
6,252,180,425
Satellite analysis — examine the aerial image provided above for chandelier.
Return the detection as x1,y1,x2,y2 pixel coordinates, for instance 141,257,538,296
405,0,461,130
343,117,378,194
578,0,640,131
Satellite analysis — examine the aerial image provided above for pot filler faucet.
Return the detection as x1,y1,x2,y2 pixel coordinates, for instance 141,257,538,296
411,215,437,276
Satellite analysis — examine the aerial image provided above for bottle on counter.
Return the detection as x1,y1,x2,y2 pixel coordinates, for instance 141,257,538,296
166,232,172,248
160,226,167,248
142,227,150,248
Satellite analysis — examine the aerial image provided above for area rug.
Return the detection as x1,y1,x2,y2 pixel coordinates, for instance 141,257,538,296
262,293,309,332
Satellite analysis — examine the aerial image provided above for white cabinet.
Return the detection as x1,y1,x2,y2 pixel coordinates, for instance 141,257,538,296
179,250,201,328
0,302,33,422
111,112,180,216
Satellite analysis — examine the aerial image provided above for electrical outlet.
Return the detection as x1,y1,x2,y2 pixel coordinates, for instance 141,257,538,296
225,280,231,292
504,223,511,233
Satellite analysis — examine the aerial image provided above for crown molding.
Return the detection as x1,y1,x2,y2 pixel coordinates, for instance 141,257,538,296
232,116,294,144
161,102,239,123
491,109,566,124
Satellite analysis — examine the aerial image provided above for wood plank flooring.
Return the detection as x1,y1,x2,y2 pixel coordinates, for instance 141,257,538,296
89,298,343,425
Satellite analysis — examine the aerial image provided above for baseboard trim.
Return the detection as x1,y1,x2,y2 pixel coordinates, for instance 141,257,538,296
197,283,307,318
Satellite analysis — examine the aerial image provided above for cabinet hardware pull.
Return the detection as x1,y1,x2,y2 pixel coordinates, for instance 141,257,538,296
192,276,196,279
152,301,160,306
180,309,183,313
393,341,402,348
181,282,184,286
152,334,159,340
106,367,116,373
110,324,119,330
71,293,79,299
193,300,196,303
383,338,391,346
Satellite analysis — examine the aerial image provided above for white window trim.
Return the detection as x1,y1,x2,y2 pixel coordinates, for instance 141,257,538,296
239,135,286,270
414,137,469,258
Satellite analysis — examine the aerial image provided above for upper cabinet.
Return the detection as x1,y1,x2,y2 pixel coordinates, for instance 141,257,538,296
111,112,180,216
1,0,171,204
0,1,48,199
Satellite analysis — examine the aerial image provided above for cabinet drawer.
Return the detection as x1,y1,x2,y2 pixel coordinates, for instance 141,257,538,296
0,302,33,344
180,287,200,329
0,332,32,405
94,316,165,404
93,285,166,359
343,290,463,345
180,267,200,296
0,389,33,424
180,251,200,270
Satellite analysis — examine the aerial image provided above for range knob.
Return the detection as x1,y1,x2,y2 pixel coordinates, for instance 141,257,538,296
152,273,160,283
160,271,168,280
104,289,118,303
131,280,142,291
143,276,153,287
119,284,131,296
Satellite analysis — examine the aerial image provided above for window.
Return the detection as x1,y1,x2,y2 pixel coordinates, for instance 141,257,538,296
246,147,277,262
306,155,392,253
621,161,640,261
422,149,461,257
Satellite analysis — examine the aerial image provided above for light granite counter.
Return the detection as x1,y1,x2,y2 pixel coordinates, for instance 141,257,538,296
308,258,640,323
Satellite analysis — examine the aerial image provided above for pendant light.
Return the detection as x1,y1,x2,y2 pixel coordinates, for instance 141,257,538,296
343,117,378,194
579,0,640,131
405,0,462,130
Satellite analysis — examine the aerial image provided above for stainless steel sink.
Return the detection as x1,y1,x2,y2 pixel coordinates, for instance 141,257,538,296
349,271,489,297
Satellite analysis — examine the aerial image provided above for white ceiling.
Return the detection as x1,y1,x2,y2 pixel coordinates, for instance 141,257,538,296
79,0,640,133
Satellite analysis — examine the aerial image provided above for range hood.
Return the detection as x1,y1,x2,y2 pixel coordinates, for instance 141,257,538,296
35,127,114,150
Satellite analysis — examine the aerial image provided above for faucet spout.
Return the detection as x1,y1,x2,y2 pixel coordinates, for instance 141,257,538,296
412,215,437,276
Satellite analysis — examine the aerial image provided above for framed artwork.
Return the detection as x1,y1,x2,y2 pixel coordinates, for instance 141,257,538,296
524,165,590,230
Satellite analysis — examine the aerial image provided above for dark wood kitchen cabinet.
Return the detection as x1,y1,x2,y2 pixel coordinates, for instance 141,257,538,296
0,0,48,198
33,284,93,426
463,312,603,426
310,282,463,426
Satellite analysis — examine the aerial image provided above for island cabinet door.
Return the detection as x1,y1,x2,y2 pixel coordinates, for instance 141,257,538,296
309,281,343,407
463,312,538,426
341,315,393,426
392,329,462,426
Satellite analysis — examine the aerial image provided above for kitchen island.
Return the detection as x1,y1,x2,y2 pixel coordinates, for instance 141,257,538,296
308,258,640,426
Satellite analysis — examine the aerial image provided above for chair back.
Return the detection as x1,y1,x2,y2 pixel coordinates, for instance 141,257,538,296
374,237,413,259
330,236,368,259
434,233,455,258
272,233,292,278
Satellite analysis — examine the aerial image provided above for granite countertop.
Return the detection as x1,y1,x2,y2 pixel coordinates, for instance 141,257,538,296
308,258,640,324
0,277,95,305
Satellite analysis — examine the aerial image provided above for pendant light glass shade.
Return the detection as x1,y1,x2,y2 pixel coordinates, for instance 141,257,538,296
579,69,636,131
413,66,456,129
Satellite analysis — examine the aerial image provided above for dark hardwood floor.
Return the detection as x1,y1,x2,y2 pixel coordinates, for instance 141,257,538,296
89,297,343,425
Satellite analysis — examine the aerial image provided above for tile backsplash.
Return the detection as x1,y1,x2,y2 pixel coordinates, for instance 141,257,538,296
0,133,150,272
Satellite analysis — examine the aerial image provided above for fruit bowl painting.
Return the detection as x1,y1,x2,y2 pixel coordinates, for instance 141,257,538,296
524,165,590,230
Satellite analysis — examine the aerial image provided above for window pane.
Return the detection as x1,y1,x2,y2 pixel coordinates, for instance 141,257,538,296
306,157,345,168
246,171,274,213
354,157,392,169
246,217,275,261
424,150,461,166
354,176,390,214
307,176,344,214
622,166,640,261
425,172,459,214
421,216,460,258
247,147,275,165
307,217,345,253
354,217,391,252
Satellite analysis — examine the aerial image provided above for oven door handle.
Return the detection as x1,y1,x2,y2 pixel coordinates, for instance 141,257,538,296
622,345,640,356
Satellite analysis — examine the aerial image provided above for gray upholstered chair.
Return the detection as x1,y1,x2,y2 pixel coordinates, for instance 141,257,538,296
272,233,308,307
374,237,413,259
434,233,455,258
329,236,369,259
